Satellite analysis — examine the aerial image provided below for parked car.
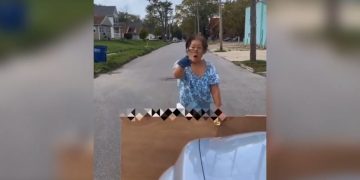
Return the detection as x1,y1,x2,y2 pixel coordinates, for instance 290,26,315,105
159,132,266,180
223,37,232,41
172,37,180,42
232,36,239,41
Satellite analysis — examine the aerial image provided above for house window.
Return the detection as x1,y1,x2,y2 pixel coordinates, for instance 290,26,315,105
100,27,103,33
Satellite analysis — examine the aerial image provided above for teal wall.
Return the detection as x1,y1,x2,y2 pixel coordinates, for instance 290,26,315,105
243,2,267,48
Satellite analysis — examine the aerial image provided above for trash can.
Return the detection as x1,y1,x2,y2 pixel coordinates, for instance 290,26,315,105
94,45,107,63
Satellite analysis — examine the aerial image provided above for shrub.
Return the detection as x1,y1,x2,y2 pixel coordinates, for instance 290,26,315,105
139,29,149,40
124,33,133,40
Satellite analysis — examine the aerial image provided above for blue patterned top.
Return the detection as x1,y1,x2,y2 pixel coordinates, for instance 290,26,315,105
174,60,220,110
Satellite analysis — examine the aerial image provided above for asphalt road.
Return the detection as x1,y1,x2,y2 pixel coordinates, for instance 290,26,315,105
94,42,266,179
94,42,266,115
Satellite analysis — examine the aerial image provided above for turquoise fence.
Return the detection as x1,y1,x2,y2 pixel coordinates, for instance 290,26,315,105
243,2,267,48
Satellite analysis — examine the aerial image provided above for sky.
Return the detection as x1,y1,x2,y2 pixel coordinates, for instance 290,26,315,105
94,0,183,19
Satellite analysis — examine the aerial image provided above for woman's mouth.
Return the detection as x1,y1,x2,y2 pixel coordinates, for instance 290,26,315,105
193,55,198,58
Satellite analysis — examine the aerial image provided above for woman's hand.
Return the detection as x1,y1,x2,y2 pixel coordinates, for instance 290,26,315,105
177,56,191,68
211,84,226,121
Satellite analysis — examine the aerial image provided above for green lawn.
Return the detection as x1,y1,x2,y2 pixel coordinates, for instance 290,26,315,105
233,60,266,73
94,40,168,77
0,0,91,58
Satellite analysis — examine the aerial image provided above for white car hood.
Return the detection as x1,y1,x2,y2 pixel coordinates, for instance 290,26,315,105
160,132,266,180
200,132,266,180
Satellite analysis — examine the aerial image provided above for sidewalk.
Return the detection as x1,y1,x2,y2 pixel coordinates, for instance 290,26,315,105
208,42,267,76
208,42,267,62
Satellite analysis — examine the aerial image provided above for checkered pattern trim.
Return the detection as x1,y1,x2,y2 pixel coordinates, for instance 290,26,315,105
120,104,226,121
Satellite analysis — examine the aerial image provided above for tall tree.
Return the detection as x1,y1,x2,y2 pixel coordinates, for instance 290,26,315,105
118,12,141,24
175,0,217,38
222,0,250,40
146,0,173,40
327,0,339,32
143,15,160,34
171,23,183,40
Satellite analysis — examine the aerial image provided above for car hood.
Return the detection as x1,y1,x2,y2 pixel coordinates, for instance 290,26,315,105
160,132,266,180
200,132,266,180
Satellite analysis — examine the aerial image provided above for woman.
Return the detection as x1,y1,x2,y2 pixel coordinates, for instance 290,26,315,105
173,35,222,112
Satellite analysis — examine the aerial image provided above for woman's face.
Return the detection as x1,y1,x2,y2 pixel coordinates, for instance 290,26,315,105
187,40,204,63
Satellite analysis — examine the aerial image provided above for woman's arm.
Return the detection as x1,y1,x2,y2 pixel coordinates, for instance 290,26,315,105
173,66,185,79
211,84,222,109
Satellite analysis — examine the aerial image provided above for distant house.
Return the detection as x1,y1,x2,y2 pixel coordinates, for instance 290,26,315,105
94,16,112,40
243,0,267,48
126,23,142,40
94,5,124,39
208,17,219,40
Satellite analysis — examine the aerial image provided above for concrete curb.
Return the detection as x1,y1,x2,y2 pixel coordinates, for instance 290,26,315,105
209,51,267,77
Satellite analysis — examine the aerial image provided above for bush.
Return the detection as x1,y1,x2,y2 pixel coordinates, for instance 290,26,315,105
124,33,133,40
139,29,149,40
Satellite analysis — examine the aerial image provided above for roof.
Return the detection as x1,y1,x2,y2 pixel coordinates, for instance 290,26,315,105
127,23,142,34
94,5,117,17
94,16,105,25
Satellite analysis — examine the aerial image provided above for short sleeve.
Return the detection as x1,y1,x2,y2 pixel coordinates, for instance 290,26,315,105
208,64,220,85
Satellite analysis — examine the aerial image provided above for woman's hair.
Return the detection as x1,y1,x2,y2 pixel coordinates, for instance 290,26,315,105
185,35,208,52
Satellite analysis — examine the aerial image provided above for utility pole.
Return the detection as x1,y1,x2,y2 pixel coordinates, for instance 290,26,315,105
327,0,339,32
197,0,200,34
219,0,223,51
194,16,197,34
250,0,257,61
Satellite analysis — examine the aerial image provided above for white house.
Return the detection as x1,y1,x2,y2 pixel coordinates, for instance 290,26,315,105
94,5,123,39
94,16,112,40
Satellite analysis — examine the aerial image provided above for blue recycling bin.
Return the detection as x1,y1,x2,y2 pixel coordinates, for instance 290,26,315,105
94,45,107,63
0,1,27,32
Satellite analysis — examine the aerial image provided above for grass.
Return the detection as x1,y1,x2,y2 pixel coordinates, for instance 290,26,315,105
233,60,266,73
94,40,168,77
0,0,92,59
214,49,227,52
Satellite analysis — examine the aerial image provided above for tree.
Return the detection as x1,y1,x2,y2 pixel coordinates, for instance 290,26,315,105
143,15,160,34
118,12,141,24
154,26,162,38
171,24,183,40
222,0,250,40
139,29,149,40
327,0,339,32
175,0,217,38
146,0,173,41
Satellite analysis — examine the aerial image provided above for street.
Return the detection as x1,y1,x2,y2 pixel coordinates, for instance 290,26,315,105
94,42,266,179
94,42,266,116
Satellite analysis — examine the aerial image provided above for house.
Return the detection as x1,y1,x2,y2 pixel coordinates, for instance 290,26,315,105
208,17,219,40
94,5,124,39
243,0,267,48
94,16,112,40
126,23,142,40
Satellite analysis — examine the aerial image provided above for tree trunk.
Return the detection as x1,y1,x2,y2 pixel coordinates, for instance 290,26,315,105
327,0,339,33
219,0,223,51
250,0,256,62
